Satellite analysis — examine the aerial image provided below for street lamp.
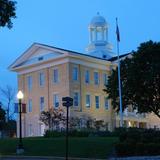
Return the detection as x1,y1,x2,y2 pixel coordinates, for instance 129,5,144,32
62,97,73,160
16,90,24,154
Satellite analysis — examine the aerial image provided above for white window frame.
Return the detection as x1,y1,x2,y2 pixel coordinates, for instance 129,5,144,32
94,71,99,85
85,70,90,84
73,91,79,107
95,95,100,109
72,66,78,81
39,72,45,87
27,75,32,91
28,99,32,112
104,97,109,110
103,73,108,85
53,94,59,108
28,124,33,136
53,68,59,83
40,96,45,111
85,94,91,108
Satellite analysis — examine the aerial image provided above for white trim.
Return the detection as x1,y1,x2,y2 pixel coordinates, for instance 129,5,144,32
18,58,69,75
9,43,68,70
69,58,110,71
17,57,111,75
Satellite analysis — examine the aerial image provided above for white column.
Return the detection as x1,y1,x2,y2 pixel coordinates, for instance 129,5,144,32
94,28,97,41
89,29,93,43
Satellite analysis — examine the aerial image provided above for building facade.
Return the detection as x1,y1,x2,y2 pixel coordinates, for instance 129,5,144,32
9,14,159,137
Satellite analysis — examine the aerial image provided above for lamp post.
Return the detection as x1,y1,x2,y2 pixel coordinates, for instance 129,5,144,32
62,97,73,160
16,90,24,154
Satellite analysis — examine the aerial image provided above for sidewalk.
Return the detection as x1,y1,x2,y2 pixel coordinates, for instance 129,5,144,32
0,155,106,160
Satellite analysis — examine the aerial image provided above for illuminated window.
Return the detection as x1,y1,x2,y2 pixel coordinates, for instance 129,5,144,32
86,94,91,108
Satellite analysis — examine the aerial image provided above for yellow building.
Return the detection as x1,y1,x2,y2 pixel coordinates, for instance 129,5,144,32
9,14,159,137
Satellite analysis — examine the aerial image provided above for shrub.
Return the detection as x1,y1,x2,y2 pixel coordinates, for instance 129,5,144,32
44,130,65,138
114,128,160,157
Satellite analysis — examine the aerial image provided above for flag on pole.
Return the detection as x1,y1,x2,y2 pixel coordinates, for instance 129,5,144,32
116,18,120,42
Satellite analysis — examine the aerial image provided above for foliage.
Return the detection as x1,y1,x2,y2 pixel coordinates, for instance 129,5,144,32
0,85,15,121
69,116,108,131
0,103,6,122
0,103,16,137
44,130,65,138
4,120,16,137
104,40,160,118
40,108,65,130
44,129,116,138
0,0,16,28
115,128,160,156
93,120,107,131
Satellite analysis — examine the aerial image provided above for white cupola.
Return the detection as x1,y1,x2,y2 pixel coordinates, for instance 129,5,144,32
86,12,114,59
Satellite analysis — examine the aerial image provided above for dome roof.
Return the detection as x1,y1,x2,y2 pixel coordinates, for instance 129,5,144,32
90,13,107,27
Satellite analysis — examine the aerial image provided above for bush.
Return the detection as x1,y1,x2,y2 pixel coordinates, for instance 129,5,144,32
44,130,115,138
44,130,65,138
114,128,160,157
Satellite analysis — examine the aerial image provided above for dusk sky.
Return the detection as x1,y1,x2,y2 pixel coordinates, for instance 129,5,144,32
0,0,160,89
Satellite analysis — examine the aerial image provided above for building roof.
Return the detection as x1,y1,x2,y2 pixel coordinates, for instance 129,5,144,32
90,13,107,27
9,42,131,72
108,53,131,61
33,43,111,61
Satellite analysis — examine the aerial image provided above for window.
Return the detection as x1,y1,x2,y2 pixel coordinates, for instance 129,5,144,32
95,96,100,108
85,70,90,84
53,94,59,108
38,56,43,61
28,99,32,112
53,68,59,83
39,72,45,86
94,72,99,85
40,97,44,111
72,67,78,81
29,124,33,136
103,73,108,85
86,94,91,108
73,92,79,107
27,76,32,91
104,97,109,109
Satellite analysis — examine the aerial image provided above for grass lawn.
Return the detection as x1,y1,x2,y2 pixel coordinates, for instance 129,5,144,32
0,137,118,159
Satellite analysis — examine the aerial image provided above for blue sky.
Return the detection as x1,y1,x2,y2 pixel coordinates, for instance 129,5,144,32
0,0,160,89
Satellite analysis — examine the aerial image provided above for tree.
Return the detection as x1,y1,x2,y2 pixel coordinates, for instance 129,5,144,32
0,102,6,131
104,41,160,118
40,108,66,130
0,85,15,121
0,102,6,122
0,0,16,28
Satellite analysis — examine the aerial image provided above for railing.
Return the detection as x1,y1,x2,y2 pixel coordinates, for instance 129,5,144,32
123,111,146,119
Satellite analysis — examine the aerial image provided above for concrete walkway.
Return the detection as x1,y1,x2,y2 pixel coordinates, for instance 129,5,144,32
109,156,160,160
0,155,105,160
1,155,160,160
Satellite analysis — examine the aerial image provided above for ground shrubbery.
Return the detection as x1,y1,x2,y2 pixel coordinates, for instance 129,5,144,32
44,130,114,138
115,128,160,157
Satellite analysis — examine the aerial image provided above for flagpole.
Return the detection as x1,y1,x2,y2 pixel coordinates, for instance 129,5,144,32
116,18,123,127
